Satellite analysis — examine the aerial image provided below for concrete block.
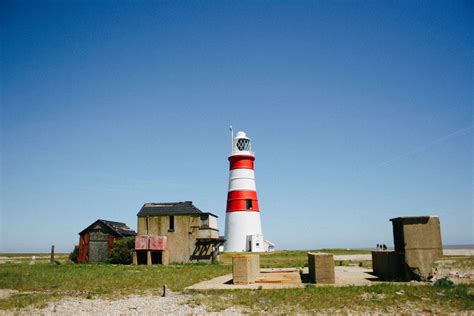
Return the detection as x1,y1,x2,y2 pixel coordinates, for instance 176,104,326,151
232,255,260,285
390,216,443,280
308,253,335,284
371,251,408,280
404,249,440,280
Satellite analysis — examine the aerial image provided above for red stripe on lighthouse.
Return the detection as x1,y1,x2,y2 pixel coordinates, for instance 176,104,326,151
226,190,260,212
229,155,255,170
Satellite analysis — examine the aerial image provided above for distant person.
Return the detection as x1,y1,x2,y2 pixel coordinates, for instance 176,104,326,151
376,243,380,250
383,244,387,251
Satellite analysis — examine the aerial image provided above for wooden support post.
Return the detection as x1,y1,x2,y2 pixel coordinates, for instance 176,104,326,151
211,245,218,264
132,251,138,265
50,245,55,263
162,250,169,266
147,250,152,265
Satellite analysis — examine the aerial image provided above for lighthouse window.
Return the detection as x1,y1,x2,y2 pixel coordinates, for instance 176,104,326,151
236,138,250,151
246,199,253,210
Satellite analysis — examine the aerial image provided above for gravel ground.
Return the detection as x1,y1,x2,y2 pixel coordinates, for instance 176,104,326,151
2,291,243,316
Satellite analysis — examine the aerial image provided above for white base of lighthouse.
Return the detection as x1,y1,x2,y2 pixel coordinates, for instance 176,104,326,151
224,211,263,252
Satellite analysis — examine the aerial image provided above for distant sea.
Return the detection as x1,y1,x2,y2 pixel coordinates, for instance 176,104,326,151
443,244,474,249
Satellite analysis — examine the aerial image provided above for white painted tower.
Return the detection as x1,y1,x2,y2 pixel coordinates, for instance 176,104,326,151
224,130,265,252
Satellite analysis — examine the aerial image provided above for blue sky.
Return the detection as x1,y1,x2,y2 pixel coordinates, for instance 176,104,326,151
1,0,472,252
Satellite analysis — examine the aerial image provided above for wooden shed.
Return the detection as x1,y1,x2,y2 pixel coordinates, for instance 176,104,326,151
78,219,136,263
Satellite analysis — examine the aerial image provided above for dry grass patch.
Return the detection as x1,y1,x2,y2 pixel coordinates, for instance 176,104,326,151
187,283,474,313
220,249,370,268
0,262,231,310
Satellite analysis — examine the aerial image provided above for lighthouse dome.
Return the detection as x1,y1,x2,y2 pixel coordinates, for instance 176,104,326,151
232,131,253,156
235,131,247,138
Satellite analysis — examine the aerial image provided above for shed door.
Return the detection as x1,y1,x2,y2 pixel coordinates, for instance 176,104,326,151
88,231,110,263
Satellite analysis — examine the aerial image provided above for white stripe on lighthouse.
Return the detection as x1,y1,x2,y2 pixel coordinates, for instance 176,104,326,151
224,211,262,252
228,169,256,191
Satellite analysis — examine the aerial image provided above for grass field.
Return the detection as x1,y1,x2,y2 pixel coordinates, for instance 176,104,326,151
187,283,474,313
0,262,230,310
0,250,472,313
220,249,371,268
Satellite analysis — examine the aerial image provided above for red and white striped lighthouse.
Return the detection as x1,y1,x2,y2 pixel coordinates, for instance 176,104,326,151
224,130,265,252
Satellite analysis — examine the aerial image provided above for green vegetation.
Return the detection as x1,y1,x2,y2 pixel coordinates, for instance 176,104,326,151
0,293,58,311
69,246,79,263
434,277,455,288
1,250,472,313
108,236,135,264
187,283,474,313
220,249,370,268
0,262,230,293
0,262,230,310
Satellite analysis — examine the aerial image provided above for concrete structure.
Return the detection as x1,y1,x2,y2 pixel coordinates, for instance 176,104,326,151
77,219,136,263
224,130,274,252
372,251,405,280
392,216,443,279
187,265,384,291
135,201,224,264
307,252,336,284
372,216,443,281
232,254,260,285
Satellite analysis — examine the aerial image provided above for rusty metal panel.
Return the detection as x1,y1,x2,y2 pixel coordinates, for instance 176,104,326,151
135,235,149,250
149,236,167,250
78,233,90,263
88,241,109,263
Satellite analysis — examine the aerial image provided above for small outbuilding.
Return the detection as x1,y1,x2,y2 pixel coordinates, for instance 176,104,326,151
78,219,136,263
135,201,224,264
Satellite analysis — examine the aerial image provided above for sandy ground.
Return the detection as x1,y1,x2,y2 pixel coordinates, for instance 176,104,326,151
443,249,474,256
0,291,242,316
187,266,388,291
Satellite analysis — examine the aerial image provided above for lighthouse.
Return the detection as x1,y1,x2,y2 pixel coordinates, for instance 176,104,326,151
224,130,269,252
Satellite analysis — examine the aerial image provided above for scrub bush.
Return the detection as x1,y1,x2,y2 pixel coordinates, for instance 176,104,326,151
109,236,135,264
69,245,79,263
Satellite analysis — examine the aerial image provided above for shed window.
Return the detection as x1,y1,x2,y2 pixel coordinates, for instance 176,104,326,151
246,199,253,210
169,216,175,231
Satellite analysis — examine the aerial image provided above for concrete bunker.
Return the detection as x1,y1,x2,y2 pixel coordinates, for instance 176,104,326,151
372,216,443,281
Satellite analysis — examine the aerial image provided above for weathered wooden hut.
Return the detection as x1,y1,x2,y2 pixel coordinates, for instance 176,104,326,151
78,219,136,263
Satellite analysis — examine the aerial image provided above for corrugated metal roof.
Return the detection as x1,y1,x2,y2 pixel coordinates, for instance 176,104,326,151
137,201,217,217
100,219,137,237
79,219,136,237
